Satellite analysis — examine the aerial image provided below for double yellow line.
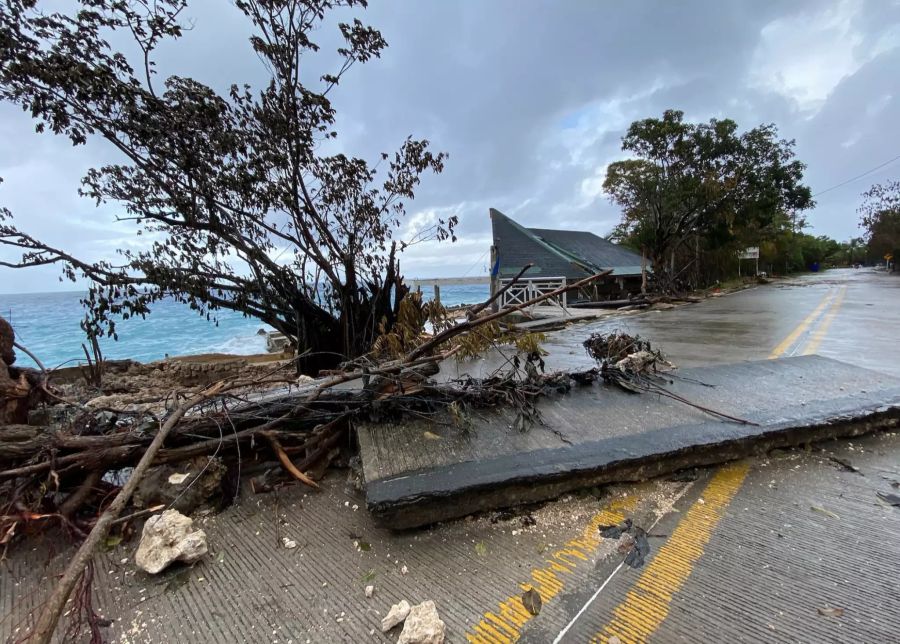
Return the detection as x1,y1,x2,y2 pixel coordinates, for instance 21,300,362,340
768,286,847,359
595,464,750,644
800,287,846,356
467,287,848,644
589,286,847,643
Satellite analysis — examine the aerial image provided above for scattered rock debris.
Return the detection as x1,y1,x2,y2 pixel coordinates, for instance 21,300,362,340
876,491,900,507
817,607,845,618
398,600,446,644
489,509,516,523
134,509,208,574
365,585,374,599
381,600,411,632
134,456,227,514
598,518,632,539
668,468,700,482
598,517,650,568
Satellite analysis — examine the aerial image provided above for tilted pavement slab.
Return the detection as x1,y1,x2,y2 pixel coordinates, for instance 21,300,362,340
358,355,900,529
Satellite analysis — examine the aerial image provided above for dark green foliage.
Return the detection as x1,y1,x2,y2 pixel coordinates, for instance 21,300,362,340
0,1,456,373
604,110,813,290
859,180,900,268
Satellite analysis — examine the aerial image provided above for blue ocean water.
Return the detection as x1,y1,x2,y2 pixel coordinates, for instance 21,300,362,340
0,285,489,368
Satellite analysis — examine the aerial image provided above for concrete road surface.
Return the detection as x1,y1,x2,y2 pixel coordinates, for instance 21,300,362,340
520,267,900,643
2,268,899,643
545,265,900,377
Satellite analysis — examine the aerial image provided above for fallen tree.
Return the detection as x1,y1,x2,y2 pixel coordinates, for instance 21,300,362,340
1,268,763,643
0,0,457,374
0,270,611,545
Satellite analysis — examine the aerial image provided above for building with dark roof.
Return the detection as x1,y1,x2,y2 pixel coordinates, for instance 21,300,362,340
489,208,646,302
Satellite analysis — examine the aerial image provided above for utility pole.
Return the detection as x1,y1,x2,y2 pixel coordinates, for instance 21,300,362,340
489,244,499,312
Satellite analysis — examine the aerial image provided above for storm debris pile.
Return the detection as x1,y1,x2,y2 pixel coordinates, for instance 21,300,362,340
583,331,670,371
1,270,614,551
598,517,651,568
582,331,754,424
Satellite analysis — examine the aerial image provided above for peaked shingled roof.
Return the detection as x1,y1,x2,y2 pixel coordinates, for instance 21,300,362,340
490,208,644,279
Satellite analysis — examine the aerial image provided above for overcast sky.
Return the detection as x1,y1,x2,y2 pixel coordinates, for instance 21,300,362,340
1,0,899,294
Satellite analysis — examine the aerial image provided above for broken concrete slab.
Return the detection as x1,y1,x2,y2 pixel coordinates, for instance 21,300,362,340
358,355,900,529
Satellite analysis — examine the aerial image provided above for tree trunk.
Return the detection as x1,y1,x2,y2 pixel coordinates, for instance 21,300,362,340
296,318,344,375
640,248,648,295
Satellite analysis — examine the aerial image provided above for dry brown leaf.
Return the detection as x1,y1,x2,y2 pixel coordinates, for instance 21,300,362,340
521,587,542,616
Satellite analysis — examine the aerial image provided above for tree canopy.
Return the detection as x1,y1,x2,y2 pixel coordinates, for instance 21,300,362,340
859,179,900,267
0,0,455,373
604,109,813,290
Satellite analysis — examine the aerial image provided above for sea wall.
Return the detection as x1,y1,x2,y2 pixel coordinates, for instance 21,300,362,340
50,355,277,389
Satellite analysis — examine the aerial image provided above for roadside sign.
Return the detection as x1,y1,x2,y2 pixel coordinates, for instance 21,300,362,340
739,247,760,259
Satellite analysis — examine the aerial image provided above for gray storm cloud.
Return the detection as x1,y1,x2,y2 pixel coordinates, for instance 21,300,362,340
1,0,898,292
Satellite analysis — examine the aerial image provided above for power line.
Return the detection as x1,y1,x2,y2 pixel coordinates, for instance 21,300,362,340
461,249,488,277
813,153,900,198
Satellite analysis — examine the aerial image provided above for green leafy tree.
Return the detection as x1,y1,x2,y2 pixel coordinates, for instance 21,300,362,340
846,237,866,266
859,180,900,269
0,0,455,373
604,110,813,291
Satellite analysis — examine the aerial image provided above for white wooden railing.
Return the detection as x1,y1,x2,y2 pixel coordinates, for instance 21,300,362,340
497,276,567,309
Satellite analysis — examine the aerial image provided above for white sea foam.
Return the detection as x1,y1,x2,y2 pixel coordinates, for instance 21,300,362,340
198,332,270,356
1,284,488,366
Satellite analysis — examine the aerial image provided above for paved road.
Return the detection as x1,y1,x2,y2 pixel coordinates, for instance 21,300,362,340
3,268,899,643
547,266,900,377
511,267,900,643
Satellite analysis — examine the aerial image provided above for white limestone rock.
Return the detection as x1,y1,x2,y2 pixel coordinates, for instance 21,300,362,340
398,600,445,644
135,509,208,574
381,599,411,632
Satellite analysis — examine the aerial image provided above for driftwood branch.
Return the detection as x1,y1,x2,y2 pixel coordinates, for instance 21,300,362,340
468,262,533,318
407,269,613,362
12,340,47,375
261,431,319,489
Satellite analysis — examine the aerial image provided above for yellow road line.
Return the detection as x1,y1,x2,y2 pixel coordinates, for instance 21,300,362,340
465,492,644,643
768,288,835,359
472,285,838,643
586,283,841,641
801,286,846,355
593,462,750,644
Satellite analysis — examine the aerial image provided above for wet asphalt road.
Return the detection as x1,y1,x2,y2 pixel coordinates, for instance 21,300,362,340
524,267,900,643
546,266,900,377
3,268,899,643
